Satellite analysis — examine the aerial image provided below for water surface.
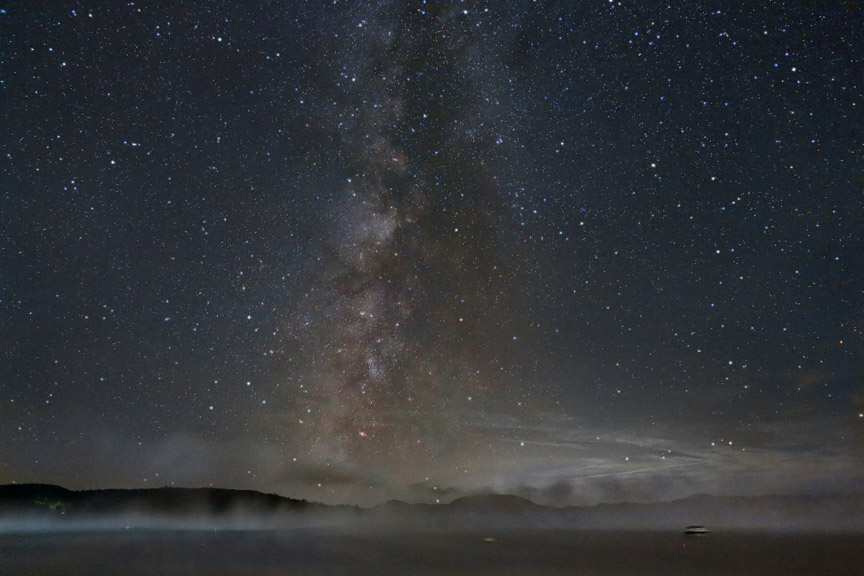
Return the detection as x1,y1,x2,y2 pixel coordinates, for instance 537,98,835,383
2,528,861,575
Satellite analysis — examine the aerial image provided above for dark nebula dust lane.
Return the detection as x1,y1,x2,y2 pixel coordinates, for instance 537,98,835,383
2,1,862,506
274,5,552,475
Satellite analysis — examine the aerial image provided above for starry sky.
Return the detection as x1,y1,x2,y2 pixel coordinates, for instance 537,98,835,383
3,1,862,507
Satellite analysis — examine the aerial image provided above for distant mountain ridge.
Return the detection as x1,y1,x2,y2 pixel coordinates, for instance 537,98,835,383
449,493,541,510
1,484,862,532
0,483,324,518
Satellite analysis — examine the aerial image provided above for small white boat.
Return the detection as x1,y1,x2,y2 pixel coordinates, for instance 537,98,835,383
683,525,710,536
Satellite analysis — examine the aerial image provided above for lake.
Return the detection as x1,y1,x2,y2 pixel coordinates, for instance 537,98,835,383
2,528,862,575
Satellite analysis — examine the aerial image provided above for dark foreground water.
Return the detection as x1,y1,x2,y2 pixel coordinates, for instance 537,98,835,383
1,528,862,575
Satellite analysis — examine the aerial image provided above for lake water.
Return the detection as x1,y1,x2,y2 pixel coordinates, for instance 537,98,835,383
2,528,862,575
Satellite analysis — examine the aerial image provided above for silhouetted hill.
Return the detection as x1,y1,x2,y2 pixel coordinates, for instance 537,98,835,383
377,499,413,509
0,483,75,502
0,483,323,519
449,493,539,511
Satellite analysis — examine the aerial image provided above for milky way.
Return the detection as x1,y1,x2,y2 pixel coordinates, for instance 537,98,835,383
3,1,862,505
268,4,549,480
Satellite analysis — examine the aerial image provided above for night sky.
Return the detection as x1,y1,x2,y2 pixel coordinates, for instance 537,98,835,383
3,1,862,507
